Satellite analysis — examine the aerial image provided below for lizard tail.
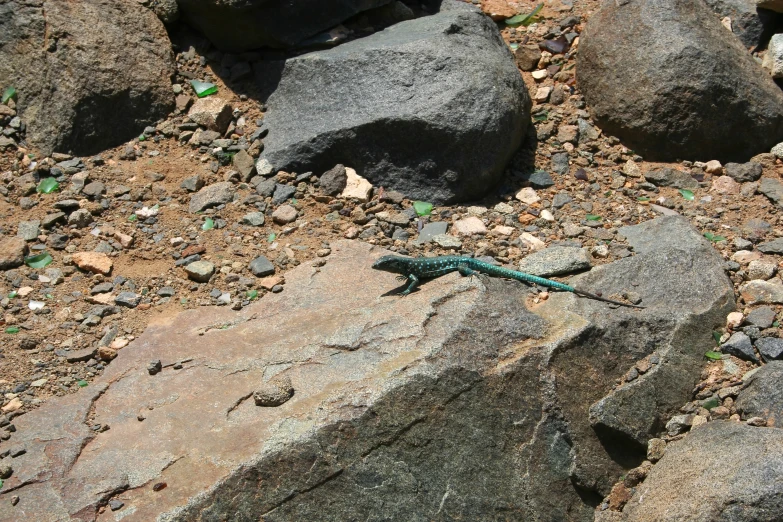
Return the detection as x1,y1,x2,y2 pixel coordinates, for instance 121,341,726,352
573,289,645,309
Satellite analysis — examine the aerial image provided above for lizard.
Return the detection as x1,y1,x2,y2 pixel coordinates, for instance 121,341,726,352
372,254,644,309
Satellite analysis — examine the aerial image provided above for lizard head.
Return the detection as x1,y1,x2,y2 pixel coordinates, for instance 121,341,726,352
372,255,408,274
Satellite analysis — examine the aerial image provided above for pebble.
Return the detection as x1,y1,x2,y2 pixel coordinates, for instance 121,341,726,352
272,204,298,224
340,167,373,201
518,246,591,277
453,216,487,236
180,175,204,192
432,234,462,249
703,159,723,174
665,414,693,436
726,311,744,329
249,256,275,277
720,331,758,363
745,306,776,328
17,220,40,241
724,162,762,183
241,212,265,226
757,237,783,254
731,250,762,264
253,376,294,407
72,252,113,275
740,279,783,305
756,337,783,361
255,158,275,177
533,86,552,102
109,499,125,511
319,164,347,196
515,187,540,204
147,360,162,375
747,260,777,280
272,184,296,205
711,175,740,195
184,261,215,283
189,182,235,213
415,221,448,244
188,97,233,133
98,347,118,361
115,292,141,308
0,237,27,269
67,209,94,228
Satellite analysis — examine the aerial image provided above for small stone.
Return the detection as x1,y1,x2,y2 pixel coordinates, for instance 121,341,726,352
253,376,294,407
747,260,777,280
726,311,744,329
65,347,96,363
68,208,94,228
721,332,758,363
518,246,591,277
432,234,462,249
272,183,296,206
189,182,235,213
115,292,141,308
91,282,114,295
82,181,106,198
515,187,540,204
72,252,113,275
732,250,762,264
181,175,204,192
453,216,487,236
319,164,347,196
157,286,176,297
725,162,763,183
114,231,134,249
272,204,297,224
623,159,643,178
746,306,776,328
756,337,783,361
148,360,162,375
232,149,255,181
241,212,265,226
340,167,373,201
258,275,284,290
11,496,19,506
185,261,215,282
711,175,740,195
255,157,275,177
494,202,514,214
533,86,552,102
14,215,39,238
514,45,541,71
703,160,723,174
188,97,233,133
0,465,12,479
0,237,27,269
249,256,275,277
109,499,125,511
551,153,570,175
415,221,449,244
758,177,783,207
526,170,555,189
665,414,694,436
607,482,632,511
97,346,118,361
552,192,572,209
557,125,579,144
757,237,783,254
740,280,783,305
1,397,22,413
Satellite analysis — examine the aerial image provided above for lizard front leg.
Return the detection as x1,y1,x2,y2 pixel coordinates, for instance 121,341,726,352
399,273,420,296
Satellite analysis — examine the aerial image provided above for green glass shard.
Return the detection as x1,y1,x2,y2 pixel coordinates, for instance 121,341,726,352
190,80,217,98
24,252,53,268
202,217,214,231
37,177,59,194
1,86,17,104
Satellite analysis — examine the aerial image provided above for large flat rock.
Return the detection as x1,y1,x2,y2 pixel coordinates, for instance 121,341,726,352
0,217,734,521
258,10,530,204
0,0,175,156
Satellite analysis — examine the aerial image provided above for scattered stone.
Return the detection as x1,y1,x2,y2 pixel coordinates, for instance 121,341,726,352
109,499,125,511
453,216,487,236
181,175,204,192
148,360,162,375
517,247,591,277
432,234,462,249
740,279,783,304
720,331,758,363
272,204,298,224
0,237,27,269
415,222,449,244
340,168,373,201
644,168,698,189
72,252,113,275
710,175,740,195
249,256,275,277
189,182,235,213
735,361,783,425
272,184,296,205
115,292,141,308
98,346,118,361
757,237,783,254
319,164,348,196
188,97,233,134
747,259,777,280
759,177,783,207
184,261,215,283
242,212,265,226
665,414,694,436
756,337,783,361
232,149,256,181
253,376,294,407
65,348,96,363
515,187,540,204
648,438,667,461
255,158,275,177
68,208,94,228
724,162,763,183
763,33,783,78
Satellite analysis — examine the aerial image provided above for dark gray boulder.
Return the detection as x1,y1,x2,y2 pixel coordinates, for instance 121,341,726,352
735,361,783,424
176,0,392,51
0,0,175,156
259,10,530,203
703,0,781,47
577,0,783,162
620,421,783,522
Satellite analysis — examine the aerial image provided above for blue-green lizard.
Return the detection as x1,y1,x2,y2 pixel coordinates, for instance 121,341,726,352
372,255,643,309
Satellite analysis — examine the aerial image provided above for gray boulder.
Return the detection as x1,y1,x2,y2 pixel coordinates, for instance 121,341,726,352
577,0,783,162
0,0,175,156
259,10,530,203
176,0,391,51
620,421,783,522
735,361,783,424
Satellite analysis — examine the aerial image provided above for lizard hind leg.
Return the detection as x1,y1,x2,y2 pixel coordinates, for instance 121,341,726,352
457,263,488,285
